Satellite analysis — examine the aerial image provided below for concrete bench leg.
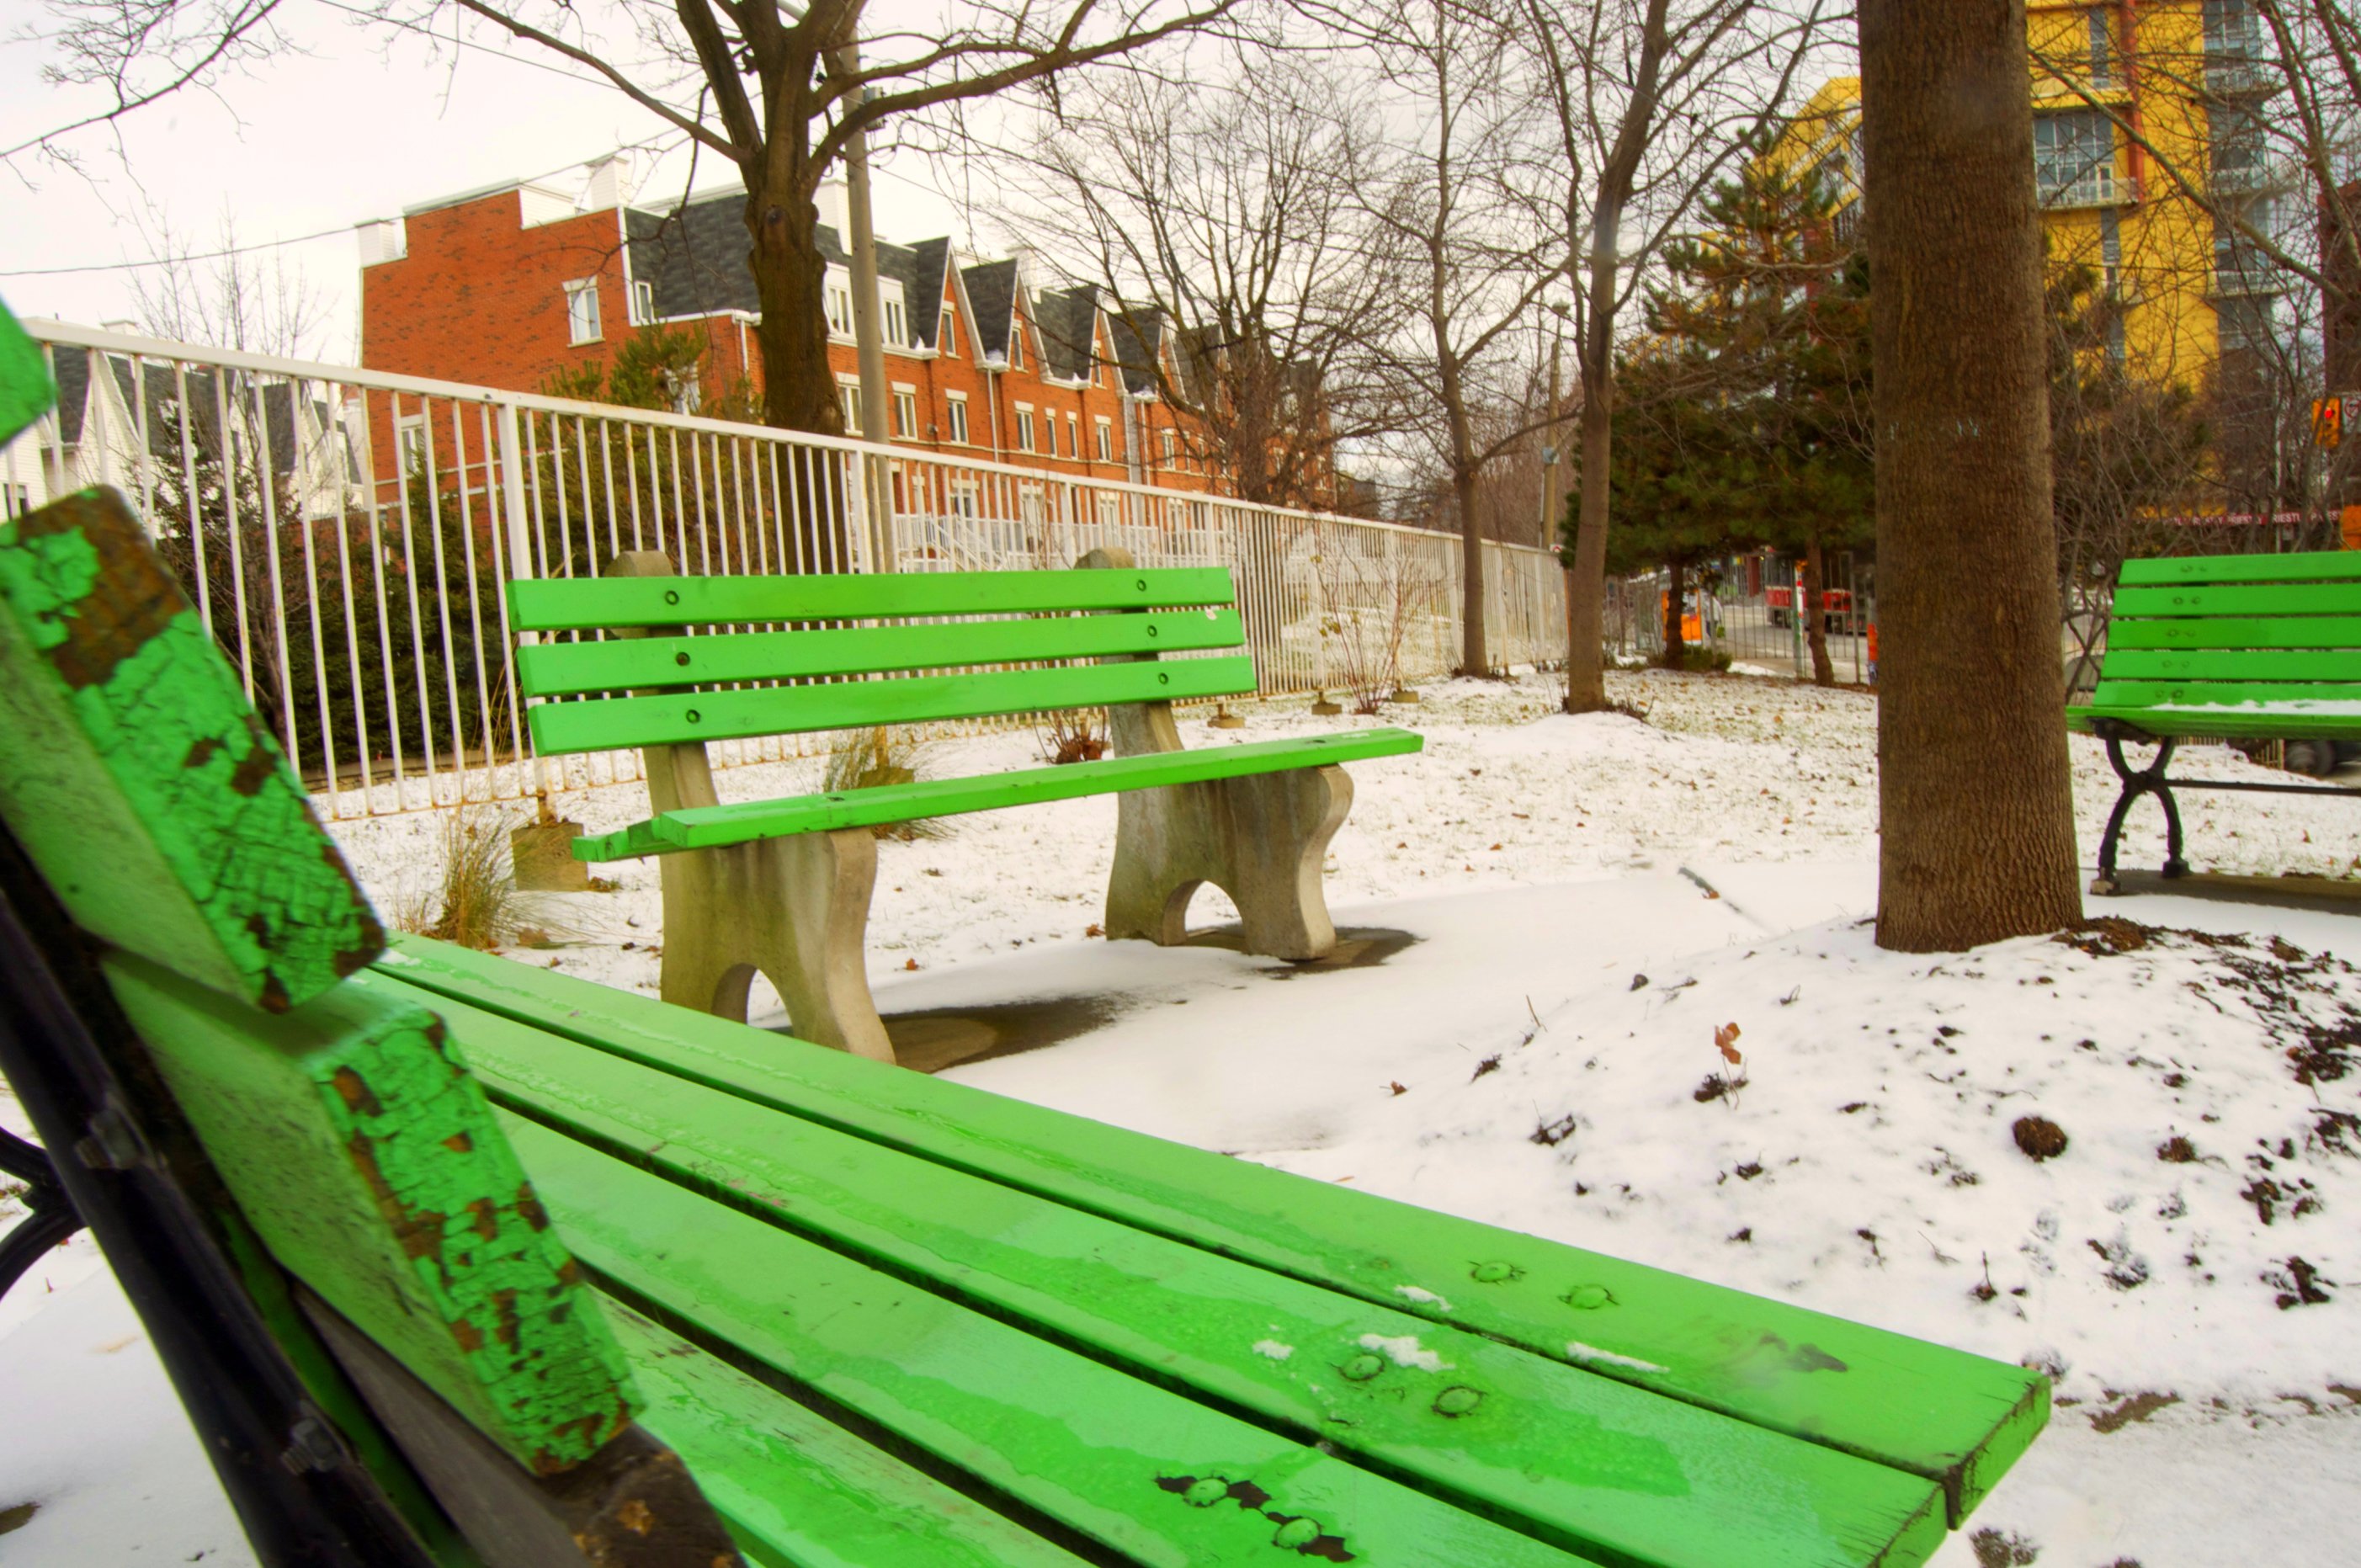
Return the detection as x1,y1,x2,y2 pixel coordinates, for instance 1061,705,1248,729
657,827,894,1062
1105,765,1353,961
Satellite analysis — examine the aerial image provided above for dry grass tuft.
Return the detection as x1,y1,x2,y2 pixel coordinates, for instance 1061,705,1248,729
825,728,951,840
392,800,585,950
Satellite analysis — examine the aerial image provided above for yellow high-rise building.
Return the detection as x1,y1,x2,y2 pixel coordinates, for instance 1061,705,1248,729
1770,1,2282,401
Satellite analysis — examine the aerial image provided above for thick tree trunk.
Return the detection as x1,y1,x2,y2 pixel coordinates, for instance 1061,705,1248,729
1662,556,1688,669
1860,0,2082,950
747,183,854,570
1801,544,1835,686
1561,371,1614,710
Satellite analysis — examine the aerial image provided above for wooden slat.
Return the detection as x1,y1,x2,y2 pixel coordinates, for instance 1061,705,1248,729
2104,616,2361,652
517,609,1247,698
526,656,1258,755
497,1112,1607,1568
2088,679,2361,713
577,730,1425,860
0,488,382,1012
104,953,638,1475
375,937,2050,1528
508,567,1236,631
2111,581,2361,619
2118,550,2361,587
607,1303,1087,1568
385,975,1943,1568
2067,704,2361,740
2098,650,2361,683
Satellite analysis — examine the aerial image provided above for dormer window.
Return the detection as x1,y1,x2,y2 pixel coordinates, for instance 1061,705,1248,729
884,296,907,348
827,281,853,336
941,307,957,355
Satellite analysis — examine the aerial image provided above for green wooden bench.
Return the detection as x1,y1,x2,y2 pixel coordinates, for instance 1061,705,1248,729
2070,550,2361,894
508,550,1423,1061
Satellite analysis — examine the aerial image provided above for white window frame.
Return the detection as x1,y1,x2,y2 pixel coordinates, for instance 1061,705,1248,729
1015,403,1036,453
1160,428,1178,466
945,393,970,445
396,412,428,474
827,279,853,336
564,279,603,344
891,387,918,439
838,376,863,432
1094,417,1113,462
630,279,656,326
883,296,908,348
1066,412,1080,458
940,307,958,355
949,479,981,519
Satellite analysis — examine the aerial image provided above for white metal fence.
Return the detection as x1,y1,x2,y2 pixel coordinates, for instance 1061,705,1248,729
9,320,1566,819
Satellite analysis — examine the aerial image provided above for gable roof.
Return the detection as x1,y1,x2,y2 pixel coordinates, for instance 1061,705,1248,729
1104,307,1171,398
1031,285,1101,382
959,259,1018,361
50,351,328,476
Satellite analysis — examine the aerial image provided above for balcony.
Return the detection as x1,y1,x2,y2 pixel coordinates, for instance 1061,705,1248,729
2040,167,2122,210
2205,56,2280,97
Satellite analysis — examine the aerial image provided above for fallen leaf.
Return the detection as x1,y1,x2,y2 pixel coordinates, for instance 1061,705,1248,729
1085,922,1105,938
904,958,921,970
1715,1021,1743,1065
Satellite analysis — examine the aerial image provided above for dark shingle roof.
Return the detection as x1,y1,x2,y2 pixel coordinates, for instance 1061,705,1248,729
960,259,1018,361
628,191,944,347
1104,308,1168,397
1032,285,1100,382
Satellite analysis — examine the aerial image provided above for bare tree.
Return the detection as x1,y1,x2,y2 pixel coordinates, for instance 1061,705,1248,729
24,0,1249,450
1861,0,2082,951
1518,0,1836,712
1330,0,1564,675
992,52,1406,510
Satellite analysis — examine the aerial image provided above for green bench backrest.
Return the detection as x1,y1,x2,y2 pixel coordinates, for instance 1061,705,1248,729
508,566,1255,757
0,486,641,1478
2098,550,2361,710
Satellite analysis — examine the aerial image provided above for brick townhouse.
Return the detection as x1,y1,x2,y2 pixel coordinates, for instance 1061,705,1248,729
355,154,1241,520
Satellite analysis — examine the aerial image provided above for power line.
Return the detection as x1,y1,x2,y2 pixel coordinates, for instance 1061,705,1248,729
0,222,353,277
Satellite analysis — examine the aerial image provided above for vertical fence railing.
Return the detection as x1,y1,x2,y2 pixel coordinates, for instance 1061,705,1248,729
12,320,1566,821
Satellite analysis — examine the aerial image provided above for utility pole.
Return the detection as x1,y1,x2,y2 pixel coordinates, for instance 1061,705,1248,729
833,38,895,571
1546,302,1576,693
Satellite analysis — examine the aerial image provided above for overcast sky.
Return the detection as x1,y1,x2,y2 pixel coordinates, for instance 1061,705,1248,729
1,3,974,363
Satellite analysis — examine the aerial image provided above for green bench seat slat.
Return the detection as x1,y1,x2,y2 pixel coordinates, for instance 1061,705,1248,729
517,609,1248,697
2066,704,2361,739
2117,550,2361,587
2111,581,2361,619
2105,615,2361,652
380,973,1943,1568
604,1302,1087,1568
2087,679,2361,714
2097,650,2361,683
508,566,1236,630
577,731,1426,860
494,1112,1607,1568
375,938,2050,1527
526,655,1259,756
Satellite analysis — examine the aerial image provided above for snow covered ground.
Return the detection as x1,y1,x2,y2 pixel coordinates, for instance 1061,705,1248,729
6,668,2361,1565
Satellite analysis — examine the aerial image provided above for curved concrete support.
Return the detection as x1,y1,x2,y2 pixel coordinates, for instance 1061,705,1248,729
1081,545,1348,962
605,551,893,1062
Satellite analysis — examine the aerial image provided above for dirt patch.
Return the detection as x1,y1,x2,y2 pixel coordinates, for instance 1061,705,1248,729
2157,1135,2198,1163
0,1503,36,1538
2090,1391,2180,1433
1970,1527,2040,1565
2013,1115,2069,1161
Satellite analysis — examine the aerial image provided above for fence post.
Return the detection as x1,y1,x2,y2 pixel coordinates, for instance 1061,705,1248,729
496,401,556,798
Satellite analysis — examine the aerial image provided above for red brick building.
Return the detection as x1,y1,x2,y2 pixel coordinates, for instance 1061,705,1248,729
356,156,1236,508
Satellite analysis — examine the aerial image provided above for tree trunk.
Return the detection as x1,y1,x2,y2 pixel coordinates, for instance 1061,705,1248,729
1561,371,1614,710
1454,461,1489,675
1801,543,1835,686
746,180,853,571
1662,557,1687,669
1860,0,2082,951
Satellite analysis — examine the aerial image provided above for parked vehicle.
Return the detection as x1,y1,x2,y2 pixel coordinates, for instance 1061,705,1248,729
1766,585,1853,631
